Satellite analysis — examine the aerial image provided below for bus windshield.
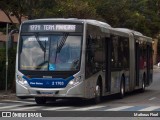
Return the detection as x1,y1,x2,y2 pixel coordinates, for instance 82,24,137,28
19,34,82,71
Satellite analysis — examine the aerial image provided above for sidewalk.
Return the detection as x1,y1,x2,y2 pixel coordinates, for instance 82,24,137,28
153,65,160,72
0,90,16,100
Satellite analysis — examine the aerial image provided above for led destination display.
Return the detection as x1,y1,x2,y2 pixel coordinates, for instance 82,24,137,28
21,24,83,33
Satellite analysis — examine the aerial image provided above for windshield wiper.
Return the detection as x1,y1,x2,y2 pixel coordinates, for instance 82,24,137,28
35,33,46,61
54,33,68,63
35,33,46,52
57,33,68,53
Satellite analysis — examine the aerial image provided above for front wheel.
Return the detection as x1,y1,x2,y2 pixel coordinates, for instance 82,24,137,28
93,83,102,104
35,97,46,105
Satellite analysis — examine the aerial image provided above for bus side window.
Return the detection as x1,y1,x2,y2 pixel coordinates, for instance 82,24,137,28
86,35,95,77
111,35,129,70
87,35,94,62
111,35,119,69
94,36,104,70
119,37,129,68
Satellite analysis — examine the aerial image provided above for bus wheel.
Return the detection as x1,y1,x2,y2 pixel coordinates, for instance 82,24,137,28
35,97,46,104
140,76,145,92
93,83,102,104
118,80,125,99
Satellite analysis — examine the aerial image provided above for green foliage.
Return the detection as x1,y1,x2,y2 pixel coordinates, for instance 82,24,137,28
0,24,17,34
126,0,160,37
0,48,16,90
96,0,130,27
54,0,98,19
0,27,6,33
1,0,160,37
95,0,160,37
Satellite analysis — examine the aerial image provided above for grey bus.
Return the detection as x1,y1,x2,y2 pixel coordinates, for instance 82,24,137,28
15,19,153,104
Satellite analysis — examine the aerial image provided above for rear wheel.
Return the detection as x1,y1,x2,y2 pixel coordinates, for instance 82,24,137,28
35,97,46,104
140,75,146,92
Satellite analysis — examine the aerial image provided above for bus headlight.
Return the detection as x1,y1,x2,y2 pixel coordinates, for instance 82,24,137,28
17,75,27,85
69,76,82,86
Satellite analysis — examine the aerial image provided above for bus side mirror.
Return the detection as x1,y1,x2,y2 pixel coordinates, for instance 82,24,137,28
8,29,19,48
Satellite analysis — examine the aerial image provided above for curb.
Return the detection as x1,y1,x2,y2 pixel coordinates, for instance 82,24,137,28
0,94,16,100
0,91,16,100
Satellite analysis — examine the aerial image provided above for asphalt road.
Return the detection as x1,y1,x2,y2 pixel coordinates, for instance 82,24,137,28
0,71,160,119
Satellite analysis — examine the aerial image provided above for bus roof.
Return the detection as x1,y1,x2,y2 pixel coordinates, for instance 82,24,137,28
114,28,143,36
22,18,111,28
115,28,152,42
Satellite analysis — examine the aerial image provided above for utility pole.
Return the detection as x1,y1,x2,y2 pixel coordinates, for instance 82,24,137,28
5,23,9,92
5,27,19,92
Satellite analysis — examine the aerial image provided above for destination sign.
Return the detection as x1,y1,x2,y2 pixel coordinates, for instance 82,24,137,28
21,23,83,33
29,25,76,31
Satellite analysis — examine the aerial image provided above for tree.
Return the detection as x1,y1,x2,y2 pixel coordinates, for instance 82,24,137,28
95,0,160,64
53,0,99,19
0,0,58,23
0,0,15,23
95,0,130,27
95,0,160,37
0,0,26,24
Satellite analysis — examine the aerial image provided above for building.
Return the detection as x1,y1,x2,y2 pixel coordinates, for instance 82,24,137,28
0,10,27,48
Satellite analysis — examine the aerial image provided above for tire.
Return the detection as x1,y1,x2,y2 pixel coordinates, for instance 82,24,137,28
35,97,46,105
17,96,27,99
51,98,57,102
118,80,125,99
140,76,145,92
93,82,102,104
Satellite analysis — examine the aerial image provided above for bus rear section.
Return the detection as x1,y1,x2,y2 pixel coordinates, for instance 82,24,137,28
16,19,86,104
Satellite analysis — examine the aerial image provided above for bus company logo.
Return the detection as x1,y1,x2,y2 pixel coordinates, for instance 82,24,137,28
2,112,11,117
45,81,50,85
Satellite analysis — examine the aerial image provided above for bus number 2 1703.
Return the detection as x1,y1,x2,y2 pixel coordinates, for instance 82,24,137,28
52,81,64,86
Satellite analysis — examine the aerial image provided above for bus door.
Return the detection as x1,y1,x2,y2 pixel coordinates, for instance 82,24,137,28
135,41,140,86
104,38,111,92
146,44,152,85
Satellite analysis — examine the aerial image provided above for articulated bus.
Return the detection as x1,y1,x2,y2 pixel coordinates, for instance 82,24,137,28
15,19,153,104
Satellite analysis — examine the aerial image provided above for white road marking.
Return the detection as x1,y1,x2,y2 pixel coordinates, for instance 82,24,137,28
104,106,133,111
2,100,34,104
43,107,71,111
0,105,22,110
74,106,104,111
149,97,156,101
138,106,160,111
11,106,41,111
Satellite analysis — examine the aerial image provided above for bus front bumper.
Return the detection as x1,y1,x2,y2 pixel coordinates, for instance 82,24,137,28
16,80,85,98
